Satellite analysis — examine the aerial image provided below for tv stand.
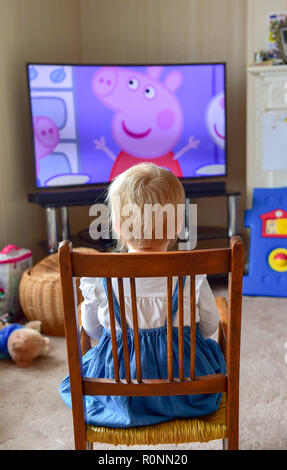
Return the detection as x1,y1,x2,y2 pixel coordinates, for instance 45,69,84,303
28,183,241,253
28,186,107,253
182,181,226,196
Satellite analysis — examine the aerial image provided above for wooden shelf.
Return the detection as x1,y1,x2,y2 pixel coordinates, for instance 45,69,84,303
197,226,228,241
247,64,287,75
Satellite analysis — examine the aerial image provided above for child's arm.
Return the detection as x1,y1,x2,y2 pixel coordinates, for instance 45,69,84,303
79,278,103,340
196,276,220,339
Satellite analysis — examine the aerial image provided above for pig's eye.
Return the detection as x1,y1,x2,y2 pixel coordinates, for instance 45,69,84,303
145,86,156,100
128,78,139,90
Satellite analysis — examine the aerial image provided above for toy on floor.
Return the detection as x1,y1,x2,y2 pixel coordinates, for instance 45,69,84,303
243,187,287,297
0,320,50,367
0,245,33,322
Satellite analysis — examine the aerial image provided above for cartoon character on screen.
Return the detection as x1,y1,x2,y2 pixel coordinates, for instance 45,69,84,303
32,116,60,178
206,92,225,150
195,91,225,177
91,66,200,180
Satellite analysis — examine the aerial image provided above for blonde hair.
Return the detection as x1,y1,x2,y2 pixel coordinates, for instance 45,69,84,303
107,163,185,251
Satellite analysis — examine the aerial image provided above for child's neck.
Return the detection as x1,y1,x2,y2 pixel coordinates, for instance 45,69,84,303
127,243,169,253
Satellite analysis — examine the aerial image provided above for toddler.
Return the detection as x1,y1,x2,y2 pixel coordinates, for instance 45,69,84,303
59,163,226,427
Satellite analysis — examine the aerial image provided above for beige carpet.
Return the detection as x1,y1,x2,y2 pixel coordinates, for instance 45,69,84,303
1,282,287,450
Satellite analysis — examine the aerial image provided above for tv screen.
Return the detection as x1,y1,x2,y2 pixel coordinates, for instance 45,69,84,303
27,63,227,188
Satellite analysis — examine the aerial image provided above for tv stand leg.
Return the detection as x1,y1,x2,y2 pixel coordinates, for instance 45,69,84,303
45,207,58,253
60,206,70,241
227,195,238,237
177,197,197,251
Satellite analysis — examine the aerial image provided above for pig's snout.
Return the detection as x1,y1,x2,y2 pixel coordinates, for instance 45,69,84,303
92,67,117,97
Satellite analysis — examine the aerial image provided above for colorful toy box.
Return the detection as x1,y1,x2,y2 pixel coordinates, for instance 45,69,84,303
243,188,287,297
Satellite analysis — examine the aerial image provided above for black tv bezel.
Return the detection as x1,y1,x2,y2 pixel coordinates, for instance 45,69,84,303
26,61,228,191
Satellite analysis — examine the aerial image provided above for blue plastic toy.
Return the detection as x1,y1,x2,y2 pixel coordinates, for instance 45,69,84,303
243,187,287,297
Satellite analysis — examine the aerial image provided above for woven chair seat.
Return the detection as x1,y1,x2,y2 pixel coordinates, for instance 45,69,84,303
86,393,226,446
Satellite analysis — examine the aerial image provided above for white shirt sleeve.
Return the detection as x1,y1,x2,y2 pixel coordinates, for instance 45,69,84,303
196,276,219,339
80,277,103,340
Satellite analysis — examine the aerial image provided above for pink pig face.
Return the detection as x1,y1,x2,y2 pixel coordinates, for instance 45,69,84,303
92,66,183,158
33,116,60,159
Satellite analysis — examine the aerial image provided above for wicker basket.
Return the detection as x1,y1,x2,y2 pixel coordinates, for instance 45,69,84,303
19,247,96,336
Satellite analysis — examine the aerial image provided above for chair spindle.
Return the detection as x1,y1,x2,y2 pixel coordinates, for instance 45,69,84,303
190,275,196,380
130,278,142,383
167,277,173,382
106,278,120,382
178,276,185,381
117,278,131,383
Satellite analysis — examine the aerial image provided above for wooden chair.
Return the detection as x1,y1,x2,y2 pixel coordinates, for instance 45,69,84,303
58,236,244,450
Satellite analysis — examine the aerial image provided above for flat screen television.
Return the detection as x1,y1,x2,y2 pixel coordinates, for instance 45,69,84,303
26,62,227,189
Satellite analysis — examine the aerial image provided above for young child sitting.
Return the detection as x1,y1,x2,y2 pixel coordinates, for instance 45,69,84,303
59,163,226,428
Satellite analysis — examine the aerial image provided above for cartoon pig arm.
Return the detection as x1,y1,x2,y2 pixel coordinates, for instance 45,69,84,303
33,116,60,176
94,136,116,161
92,66,200,180
173,136,200,160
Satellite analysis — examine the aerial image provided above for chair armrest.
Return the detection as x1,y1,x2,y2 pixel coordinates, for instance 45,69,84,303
215,297,228,358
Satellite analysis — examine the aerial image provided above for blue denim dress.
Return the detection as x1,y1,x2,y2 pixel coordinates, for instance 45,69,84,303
59,278,226,428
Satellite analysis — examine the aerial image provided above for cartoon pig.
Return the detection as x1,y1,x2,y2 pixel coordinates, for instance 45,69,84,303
33,116,60,176
92,66,199,180
206,92,225,150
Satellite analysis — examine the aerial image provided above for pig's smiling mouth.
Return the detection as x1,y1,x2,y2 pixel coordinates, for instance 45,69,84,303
122,121,151,139
213,124,225,140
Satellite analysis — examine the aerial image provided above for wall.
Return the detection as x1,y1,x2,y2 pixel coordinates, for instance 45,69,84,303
0,0,81,261
0,0,247,260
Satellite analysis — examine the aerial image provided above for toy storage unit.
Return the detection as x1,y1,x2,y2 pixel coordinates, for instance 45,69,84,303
0,245,33,320
243,187,287,297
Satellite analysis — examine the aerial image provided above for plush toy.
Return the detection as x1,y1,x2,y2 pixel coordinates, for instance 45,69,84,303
0,320,50,367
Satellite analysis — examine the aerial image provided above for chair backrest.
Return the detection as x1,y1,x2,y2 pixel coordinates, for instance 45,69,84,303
58,236,244,448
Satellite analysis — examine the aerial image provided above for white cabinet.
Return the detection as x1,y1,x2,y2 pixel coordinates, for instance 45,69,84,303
246,65,287,207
